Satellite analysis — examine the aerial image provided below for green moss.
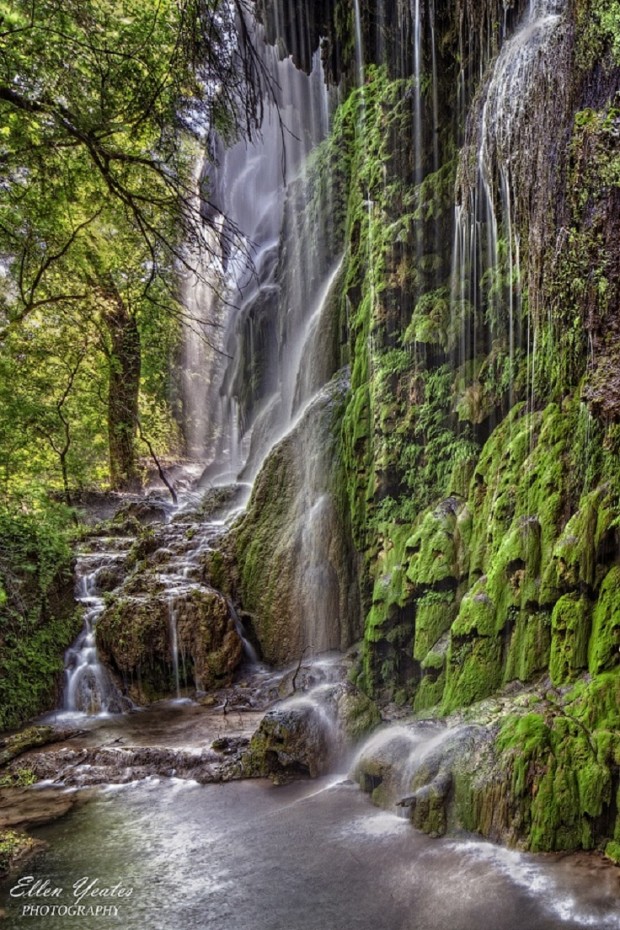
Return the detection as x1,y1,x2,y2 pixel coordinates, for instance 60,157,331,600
441,634,502,713
604,841,620,865
409,782,449,837
0,830,38,877
549,594,591,685
0,768,37,787
489,675,619,853
575,0,620,68
406,503,461,590
0,726,56,766
413,593,456,660
413,665,446,713
504,610,551,683
588,565,620,674
403,288,452,349
543,486,614,598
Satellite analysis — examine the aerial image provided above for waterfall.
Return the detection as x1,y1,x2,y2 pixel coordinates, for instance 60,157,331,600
451,0,567,414
412,0,422,185
183,30,336,486
63,539,129,716
169,599,181,699
353,0,365,86
178,12,357,660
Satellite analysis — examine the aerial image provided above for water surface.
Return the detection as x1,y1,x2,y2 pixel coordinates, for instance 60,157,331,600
1,778,618,930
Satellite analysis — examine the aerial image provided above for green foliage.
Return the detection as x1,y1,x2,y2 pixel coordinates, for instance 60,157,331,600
0,0,261,495
0,498,80,728
0,499,72,599
0,829,37,876
0,768,37,788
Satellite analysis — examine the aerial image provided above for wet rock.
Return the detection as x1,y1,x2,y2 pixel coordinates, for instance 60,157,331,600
229,372,362,665
397,772,453,837
354,721,488,837
113,499,172,526
19,742,250,787
396,725,484,837
97,588,244,704
174,484,249,523
212,736,250,756
241,702,334,781
0,727,75,767
0,787,80,830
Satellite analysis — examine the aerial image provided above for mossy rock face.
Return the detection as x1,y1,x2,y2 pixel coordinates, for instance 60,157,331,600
413,595,456,661
588,565,620,675
230,373,361,665
549,594,592,685
406,499,464,591
483,674,620,853
97,588,243,703
503,610,551,684
352,672,619,854
442,632,503,714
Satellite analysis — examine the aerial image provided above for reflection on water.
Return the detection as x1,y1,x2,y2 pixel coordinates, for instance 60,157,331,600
1,778,618,930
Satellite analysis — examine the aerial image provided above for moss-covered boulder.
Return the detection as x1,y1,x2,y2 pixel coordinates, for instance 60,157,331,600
97,587,243,703
229,373,361,665
353,673,619,855
241,702,334,780
462,674,620,853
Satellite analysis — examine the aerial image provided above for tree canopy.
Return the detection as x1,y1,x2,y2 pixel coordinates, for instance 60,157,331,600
0,0,266,499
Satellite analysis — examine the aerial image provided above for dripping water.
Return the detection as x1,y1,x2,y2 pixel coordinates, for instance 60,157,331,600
452,0,567,425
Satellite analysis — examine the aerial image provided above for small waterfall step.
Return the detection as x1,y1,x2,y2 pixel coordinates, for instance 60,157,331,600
63,536,134,717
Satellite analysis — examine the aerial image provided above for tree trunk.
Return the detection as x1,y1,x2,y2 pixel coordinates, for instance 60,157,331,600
104,288,141,490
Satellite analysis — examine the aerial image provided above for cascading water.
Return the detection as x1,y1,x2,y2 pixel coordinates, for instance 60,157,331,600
452,0,568,412
179,20,357,658
59,29,345,716
183,33,337,485
63,538,130,715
